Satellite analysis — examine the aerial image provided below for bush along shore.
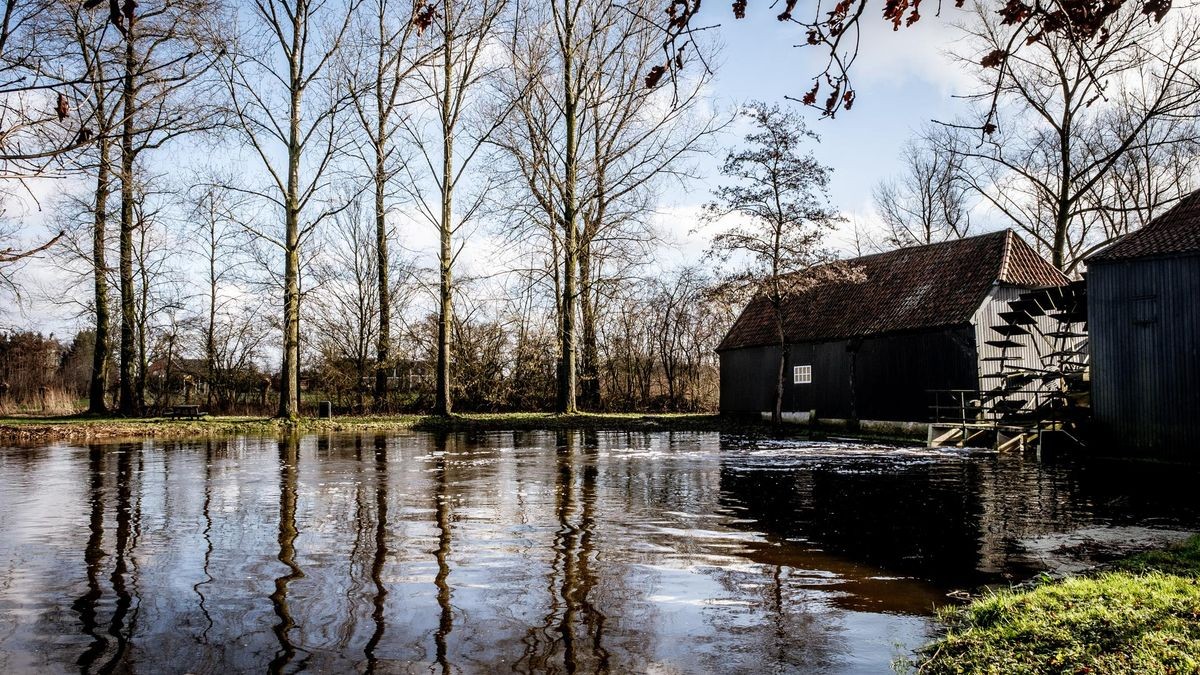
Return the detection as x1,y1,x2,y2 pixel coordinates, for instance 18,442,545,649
0,411,933,444
908,535,1200,674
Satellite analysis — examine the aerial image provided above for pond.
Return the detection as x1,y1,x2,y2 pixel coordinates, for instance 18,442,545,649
1,431,1198,673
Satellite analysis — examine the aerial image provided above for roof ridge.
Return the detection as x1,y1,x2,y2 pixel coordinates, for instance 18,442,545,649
1088,188,1200,262
836,229,1010,266
996,229,1015,283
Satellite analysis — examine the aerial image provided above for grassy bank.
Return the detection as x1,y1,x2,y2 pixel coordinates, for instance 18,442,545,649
0,412,763,443
910,536,1200,674
0,411,929,444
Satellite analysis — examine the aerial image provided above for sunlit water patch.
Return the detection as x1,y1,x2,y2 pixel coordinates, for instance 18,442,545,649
0,430,1198,673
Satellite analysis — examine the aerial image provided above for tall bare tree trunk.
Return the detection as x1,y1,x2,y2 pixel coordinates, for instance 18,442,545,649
280,216,300,418
773,303,786,427
557,0,578,415
434,3,454,417
278,6,304,419
117,14,138,416
577,234,599,410
89,139,111,414
372,12,391,411
577,131,604,410
577,108,607,412
206,202,217,409
135,230,149,410
373,151,390,410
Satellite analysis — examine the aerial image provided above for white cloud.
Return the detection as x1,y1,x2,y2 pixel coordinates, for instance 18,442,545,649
850,8,977,96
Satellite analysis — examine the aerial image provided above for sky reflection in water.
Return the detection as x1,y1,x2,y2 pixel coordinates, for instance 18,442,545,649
1,431,1197,674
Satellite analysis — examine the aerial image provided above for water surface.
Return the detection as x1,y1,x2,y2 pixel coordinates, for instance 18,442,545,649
1,431,1197,674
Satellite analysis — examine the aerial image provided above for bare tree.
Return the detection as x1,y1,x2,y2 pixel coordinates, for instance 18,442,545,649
132,180,184,409
43,189,119,408
398,0,508,416
650,267,710,410
343,0,436,408
489,0,589,414
573,0,720,410
591,269,731,412
872,125,972,248
703,102,845,426
42,1,124,413
76,15,119,415
183,182,248,408
0,0,99,181
949,3,1200,274
110,0,225,415
221,0,360,418
599,286,656,409
0,227,63,301
495,0,719,412
306,192,416,411
310,198,379,412
1078,97,1200,247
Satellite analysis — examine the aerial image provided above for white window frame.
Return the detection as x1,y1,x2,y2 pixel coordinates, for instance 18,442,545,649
793,364,812,384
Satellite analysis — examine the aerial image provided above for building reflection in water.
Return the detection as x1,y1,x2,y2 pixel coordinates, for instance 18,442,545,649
718,446,1200,589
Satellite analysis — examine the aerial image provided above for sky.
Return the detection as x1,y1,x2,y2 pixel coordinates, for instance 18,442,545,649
654,5,978,259
3,3,986,337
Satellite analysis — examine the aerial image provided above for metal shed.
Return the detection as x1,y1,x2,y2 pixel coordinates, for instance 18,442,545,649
1086,192,1200,460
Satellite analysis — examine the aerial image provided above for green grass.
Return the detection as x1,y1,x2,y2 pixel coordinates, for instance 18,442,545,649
0,410,931,445
0,414,296,442
0,411,781,442
908,535,1200,674
1114,536,1200,579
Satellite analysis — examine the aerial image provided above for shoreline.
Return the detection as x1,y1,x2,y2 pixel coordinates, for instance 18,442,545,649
0,412,929,445
908,535,1200,673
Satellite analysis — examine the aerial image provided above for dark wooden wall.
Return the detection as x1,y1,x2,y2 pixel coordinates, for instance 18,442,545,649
1089,255,1200,460
718,326,978,421
718,345,781,414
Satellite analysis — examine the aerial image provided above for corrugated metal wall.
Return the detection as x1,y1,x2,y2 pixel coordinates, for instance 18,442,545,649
972,284,1073,412
718,326,978,421
1089,255,1200,459
974,285,1062,375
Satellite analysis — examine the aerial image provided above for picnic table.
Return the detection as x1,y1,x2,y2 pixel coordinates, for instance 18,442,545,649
165,404,207,420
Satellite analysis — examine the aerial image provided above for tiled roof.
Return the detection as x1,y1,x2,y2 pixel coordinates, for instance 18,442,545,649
1088,190,1200,263
717,230,1067,351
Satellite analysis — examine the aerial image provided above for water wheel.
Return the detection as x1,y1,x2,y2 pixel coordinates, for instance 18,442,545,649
979,281,1089,428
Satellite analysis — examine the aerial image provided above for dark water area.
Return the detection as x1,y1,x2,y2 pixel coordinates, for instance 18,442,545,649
1,431,1198,674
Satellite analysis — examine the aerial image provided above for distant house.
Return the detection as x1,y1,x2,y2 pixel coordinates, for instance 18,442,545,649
1086,192,1200,460
358,359,434,391
717,230,1067,427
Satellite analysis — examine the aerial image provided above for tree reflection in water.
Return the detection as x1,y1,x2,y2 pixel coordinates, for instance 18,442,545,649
4,432,1197,673
66,442,143,675
269,432,306,674
193,439,216,644
517,430,610,674
432,432,453,675
72,446,107,671
363,433,388,672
